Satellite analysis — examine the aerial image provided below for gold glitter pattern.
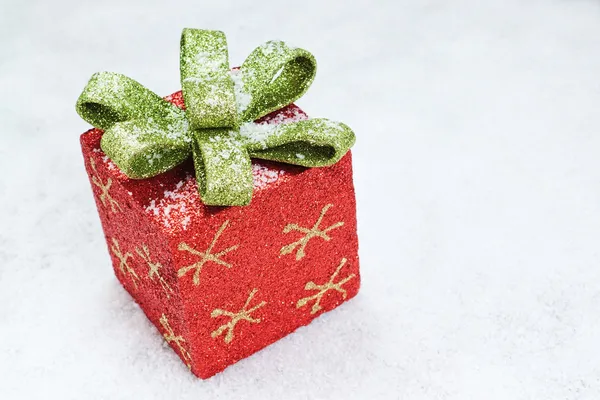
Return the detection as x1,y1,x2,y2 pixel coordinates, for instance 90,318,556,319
211,288,267,344
76,29,356,206
110,238,140,288
136,245,174,298
281,204,344,260
177,220,239,285
90,157,121,213
296,258,355,315
159,314,192,368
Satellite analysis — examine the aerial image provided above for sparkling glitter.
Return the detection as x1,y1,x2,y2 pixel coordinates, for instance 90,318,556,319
80,94,360,378
76,28,356,207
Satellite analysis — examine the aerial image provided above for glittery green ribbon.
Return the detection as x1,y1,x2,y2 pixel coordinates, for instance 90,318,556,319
76,28,355,206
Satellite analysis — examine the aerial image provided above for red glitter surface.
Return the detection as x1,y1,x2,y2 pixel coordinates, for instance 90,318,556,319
80,92,360,379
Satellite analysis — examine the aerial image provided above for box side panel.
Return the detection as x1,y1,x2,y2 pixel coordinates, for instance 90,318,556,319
80,130,192,368
171,151,359,378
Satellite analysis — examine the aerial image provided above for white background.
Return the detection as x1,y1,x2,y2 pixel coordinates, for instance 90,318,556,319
2,0,600,398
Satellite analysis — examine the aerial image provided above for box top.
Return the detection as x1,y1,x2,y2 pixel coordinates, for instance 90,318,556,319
80,91,311,235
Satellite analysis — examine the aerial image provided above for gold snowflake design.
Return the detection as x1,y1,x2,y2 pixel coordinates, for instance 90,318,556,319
211,288,267,344
280,204,344,260
296,257,356,315
90,157,121,213
159,314,192,368
110,238,140,288
136,245,174,298
177,220,239,286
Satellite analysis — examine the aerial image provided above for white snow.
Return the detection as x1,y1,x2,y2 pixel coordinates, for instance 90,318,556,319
252,163,285,189
270,66,284,83
194,51,226,75
2,0,600,399
230,69,252,114
145,179,195,229
238,121,278,148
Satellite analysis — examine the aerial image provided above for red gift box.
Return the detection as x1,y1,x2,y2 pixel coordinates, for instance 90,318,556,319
80,91,360,379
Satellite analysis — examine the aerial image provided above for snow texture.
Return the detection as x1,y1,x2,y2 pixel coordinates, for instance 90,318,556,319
2,0,600,399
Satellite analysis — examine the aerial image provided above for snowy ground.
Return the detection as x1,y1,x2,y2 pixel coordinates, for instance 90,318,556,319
2,0,600,398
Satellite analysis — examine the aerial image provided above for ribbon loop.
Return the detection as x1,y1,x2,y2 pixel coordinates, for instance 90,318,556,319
238,41,317,122
100,114,192,179
76,72,174,130
180,29,237,130
76,72,192,178
241,119,356,167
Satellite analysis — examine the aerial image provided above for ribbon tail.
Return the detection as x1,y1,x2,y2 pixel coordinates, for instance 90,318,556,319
192,129,254,206
243,119,356,167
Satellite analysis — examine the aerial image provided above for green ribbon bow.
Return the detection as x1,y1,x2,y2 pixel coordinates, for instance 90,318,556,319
76,29,355,206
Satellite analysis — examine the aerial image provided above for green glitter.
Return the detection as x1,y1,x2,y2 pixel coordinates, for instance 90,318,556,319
76,29,356,206
181,29,237,129
191,129,254,206
238,40,317,122
76,72,191,178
